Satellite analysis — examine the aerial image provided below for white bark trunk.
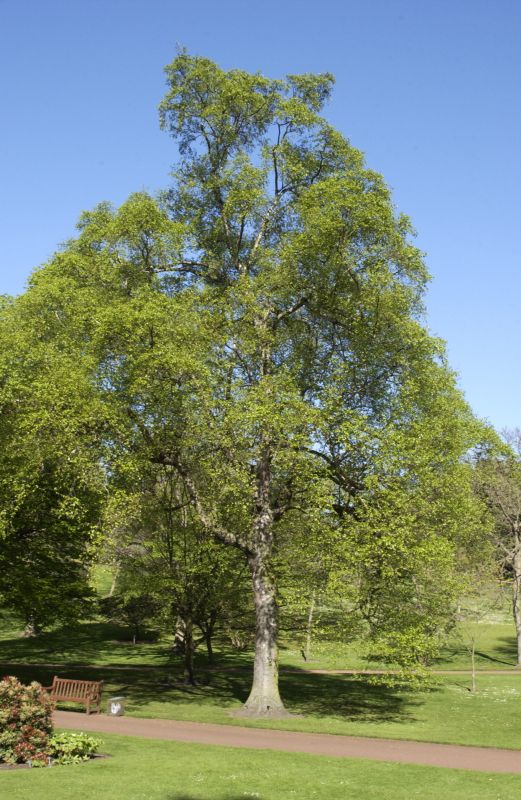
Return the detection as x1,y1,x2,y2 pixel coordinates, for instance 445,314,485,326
237,552,289,717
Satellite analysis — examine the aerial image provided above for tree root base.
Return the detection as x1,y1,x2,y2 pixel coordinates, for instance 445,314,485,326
231,705,295,720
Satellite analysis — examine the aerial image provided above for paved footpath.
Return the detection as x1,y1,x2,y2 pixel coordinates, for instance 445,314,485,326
55,710,521,774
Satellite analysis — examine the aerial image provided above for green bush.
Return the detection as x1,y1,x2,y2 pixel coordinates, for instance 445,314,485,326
48,731,101,765
0,675,54,765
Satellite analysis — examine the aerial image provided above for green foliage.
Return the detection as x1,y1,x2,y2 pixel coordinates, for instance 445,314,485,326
0,296,105,632
472,428,521,664
0,459,100,631
474,429,521,553
48,731,101,765
102,469,252,677
0,676,54,765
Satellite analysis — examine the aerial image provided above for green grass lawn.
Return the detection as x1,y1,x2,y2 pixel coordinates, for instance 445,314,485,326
2,732,521,800
3,661,521,750
277,622,520,672
119,673,521,751
2,609,521,751
1,608,518,672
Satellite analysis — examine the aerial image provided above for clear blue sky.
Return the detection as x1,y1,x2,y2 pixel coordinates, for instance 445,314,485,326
1,0,519,430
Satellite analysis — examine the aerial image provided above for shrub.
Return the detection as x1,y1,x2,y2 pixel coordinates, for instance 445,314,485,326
48,731,101,765
0,676,54,765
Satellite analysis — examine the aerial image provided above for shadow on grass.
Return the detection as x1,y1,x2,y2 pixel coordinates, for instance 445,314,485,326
103,665,419,724
490,636,520,665
282,671,421,723
0,659,422,726
0,620,172,667
0,617,254,673
473,650,516,667
435,634,518,668
0,614,422,726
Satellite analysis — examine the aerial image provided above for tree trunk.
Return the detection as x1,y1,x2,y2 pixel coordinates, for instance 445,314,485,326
513,549,521,666
205,630,214,665
470,636,476,693
305,590,316,662
108,562,119,597
236,438,291,718
183,617,196,685
172,616,186,654
201,611,217,665
236,550,290,717
22,615,41,638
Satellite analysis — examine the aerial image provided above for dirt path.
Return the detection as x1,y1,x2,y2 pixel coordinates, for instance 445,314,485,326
54,710,521,774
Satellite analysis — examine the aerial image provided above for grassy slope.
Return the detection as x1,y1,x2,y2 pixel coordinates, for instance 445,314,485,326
3,733,521,800
0,611,518,672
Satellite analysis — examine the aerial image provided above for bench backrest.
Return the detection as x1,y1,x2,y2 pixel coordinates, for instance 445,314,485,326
51,677,102,700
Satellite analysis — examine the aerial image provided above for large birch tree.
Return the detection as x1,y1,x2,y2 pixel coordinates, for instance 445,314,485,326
1,53,487,715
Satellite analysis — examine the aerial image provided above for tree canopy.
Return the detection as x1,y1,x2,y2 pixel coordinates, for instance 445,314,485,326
0,52,489,714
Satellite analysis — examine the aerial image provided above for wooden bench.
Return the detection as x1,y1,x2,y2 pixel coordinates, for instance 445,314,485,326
44,676,103,715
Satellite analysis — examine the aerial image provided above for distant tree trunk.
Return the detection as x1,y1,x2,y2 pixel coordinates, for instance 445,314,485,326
173,617,185,654
305,590,316,662
205,631,214,665
513,548,521,666
22,615,41,638
108,562,120,597
470,636,477,693
183,617,196,685
199,610,217,665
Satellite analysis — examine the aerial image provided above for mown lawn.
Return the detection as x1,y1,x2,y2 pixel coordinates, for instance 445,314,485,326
3,661,521,750
2,610,521,750
2,733,521,800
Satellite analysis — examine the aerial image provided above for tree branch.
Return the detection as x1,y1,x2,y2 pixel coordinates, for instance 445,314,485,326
275,296,308,321
159,452,252,556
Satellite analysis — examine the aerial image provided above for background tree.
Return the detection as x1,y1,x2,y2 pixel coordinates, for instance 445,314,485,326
0,297,104,634
100,589,160,646
103,466,251,683
454,556,502,692
474,428,521,665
